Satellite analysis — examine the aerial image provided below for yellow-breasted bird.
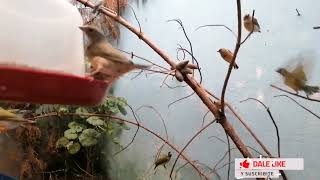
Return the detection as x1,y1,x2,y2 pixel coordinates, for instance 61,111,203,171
276,64,319,97
243,14,261,33
79,25,150,83
217,48,239,69
154,151,172,170
0,107,27,133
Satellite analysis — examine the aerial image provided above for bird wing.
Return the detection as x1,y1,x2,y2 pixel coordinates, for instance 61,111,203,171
291,64,307,82
155,155,169,166
97,42,133,65
227,49,233,55
253,17,260,28
0,108,18,119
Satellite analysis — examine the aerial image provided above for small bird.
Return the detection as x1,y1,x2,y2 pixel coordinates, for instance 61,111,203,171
154,152,172,170
0,107,28,133
217,48,239,69
79,25,150,83
243,14,261,33
276,64,319,97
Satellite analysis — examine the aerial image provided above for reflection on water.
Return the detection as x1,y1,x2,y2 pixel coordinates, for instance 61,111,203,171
111,0,320,179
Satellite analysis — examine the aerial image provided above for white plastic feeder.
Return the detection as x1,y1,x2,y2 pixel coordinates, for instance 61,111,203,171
0,0,108,106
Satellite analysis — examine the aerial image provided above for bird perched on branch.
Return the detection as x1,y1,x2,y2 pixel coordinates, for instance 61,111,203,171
276,64,319,97
79,25,150,83
217,48,239,69
154,152,172,170
243,14,261,33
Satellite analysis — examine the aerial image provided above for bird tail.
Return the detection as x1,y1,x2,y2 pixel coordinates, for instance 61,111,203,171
303,85,320,95
233,64,239,69
133,64,151,70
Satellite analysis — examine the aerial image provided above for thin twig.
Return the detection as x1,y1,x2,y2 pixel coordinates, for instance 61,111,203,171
169,119,217,179
195,24,237,38
118,49,169,71
202,110,210,127
296,8,301,16
220,0,242,114
240,98,281,157
136,105,169,140
128,5,142,36
167,19,195,65
73,160,95,177
113,104,140,156
168,92,195,108
274,95,320,119
271,84,320,102
240,98,287,180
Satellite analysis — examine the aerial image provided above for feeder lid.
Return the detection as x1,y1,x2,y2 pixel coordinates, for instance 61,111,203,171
0,0,109,105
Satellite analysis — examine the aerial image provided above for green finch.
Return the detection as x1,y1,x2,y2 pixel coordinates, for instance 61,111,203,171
154,151,172,170
276,64,319,97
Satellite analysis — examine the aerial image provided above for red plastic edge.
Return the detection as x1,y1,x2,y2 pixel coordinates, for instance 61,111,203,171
0,66,109,106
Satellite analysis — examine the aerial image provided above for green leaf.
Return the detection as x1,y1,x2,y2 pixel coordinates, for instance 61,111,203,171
104,122,114,135
86,116,104,126
58,106,69,113
75,107,89,118
117,105,127,115
79,129,101,147
68,121,86,132
56,137,69,148
116,97,127,106
67,141,81,154
64,129,78,140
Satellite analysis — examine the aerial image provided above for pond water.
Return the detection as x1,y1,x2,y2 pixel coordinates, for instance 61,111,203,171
111,0,320,179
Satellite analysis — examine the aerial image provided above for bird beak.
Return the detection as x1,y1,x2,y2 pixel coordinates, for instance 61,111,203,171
217,50,219,52
79,26,86,31
275,68,281,73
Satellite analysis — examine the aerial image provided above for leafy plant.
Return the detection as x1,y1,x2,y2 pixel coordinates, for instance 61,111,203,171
55,96,129,155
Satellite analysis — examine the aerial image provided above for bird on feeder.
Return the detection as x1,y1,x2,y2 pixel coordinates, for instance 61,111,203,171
79,25,150,84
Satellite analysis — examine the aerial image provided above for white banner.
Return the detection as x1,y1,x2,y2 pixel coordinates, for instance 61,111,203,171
235,157,304,179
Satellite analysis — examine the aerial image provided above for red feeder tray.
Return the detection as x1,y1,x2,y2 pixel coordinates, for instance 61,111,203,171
0,65,109,106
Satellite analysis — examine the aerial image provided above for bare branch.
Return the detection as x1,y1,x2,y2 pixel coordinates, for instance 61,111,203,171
136,105,169,140
168,92,195,108
220,0,243,114
169,119,217,179
240,98,281,157
240,98,288,180
274,95,320,119
296,8,301,16
195,24,237,38
271,84,320,102
128,5,142,36
202,110,210,127
113,104,140,156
